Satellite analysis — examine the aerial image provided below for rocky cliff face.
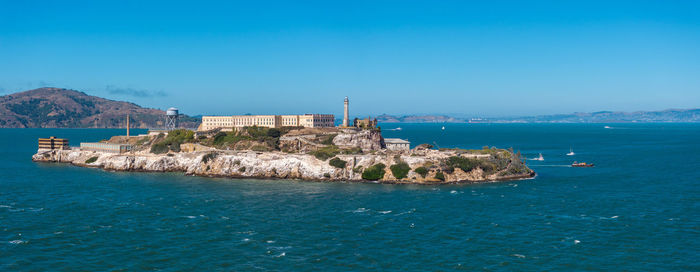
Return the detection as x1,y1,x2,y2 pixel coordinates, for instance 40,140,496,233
32,148,534,184
279,128,384,153
332,128,384,151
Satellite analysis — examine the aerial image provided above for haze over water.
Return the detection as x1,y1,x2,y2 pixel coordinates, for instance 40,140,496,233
1,124,699,270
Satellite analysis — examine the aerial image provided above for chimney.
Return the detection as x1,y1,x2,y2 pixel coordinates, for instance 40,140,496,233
126,114,130,138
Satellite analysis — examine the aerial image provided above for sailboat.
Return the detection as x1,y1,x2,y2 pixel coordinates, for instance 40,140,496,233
531,153,544,161
566,147,575,156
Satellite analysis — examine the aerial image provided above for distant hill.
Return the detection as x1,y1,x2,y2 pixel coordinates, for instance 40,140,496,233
376,114,466,123
0,87,200,128
376,109,700,123
492,109,700,123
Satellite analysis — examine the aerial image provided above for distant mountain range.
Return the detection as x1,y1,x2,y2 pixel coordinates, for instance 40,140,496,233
375,114,465,123
1,87,697,128
0,88,199,128
491,109,700,123
376,109,700,123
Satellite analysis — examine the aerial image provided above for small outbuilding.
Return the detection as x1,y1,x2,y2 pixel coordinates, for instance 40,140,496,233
384,138,410,152
38,136,69,150
80,142,133,154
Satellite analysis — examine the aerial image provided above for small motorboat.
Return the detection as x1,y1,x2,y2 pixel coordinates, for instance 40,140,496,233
604,126,612,129
566,147,575,156
441,126,445,130
571,161,594,167
395,127,402,131
531,153,544,161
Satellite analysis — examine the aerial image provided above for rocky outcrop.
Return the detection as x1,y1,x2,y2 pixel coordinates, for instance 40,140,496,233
332,128,384,151
279,127,384,153
32,148,534,184
279,134,326,153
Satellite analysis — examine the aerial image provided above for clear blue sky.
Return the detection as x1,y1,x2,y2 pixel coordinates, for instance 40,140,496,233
1,0,698,117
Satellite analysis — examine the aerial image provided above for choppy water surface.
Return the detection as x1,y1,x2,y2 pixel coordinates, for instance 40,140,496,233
1,124,698,271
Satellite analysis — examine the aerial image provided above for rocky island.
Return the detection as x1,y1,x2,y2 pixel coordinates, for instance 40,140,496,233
33,126,534,184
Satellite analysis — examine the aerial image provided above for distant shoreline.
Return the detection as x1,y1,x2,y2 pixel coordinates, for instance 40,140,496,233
4,121,700,130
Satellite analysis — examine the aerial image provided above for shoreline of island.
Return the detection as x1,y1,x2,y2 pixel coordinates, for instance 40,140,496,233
32,127,535,185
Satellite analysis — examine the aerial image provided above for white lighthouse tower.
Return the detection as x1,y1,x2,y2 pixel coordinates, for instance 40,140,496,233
342,96,349,127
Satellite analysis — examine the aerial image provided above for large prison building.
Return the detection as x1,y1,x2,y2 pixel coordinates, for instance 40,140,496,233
199,114,335,131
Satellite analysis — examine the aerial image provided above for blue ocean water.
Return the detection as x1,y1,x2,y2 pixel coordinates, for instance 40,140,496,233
1,124,698,271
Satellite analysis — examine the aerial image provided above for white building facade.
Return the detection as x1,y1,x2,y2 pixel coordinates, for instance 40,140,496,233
200,114,334,131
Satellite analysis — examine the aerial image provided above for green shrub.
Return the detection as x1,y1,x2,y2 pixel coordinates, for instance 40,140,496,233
435,171,445,181
244,126,269,138
390,162,411,179
202,152,217,163
329,157,347,168
310,145,340,161
266,128,281,138
362,163,386,181
212,132,227,144
169,142,181,152
167,129,195,143
238,166,246,172
135,137,150,145
321,134,337,145
213,132,250,147
323,173,331,178
207,126,288,151
414,166,428,178
150,143,169,154
150,129,194,153
446,156,496,174
85,156,98,164
342,147,363,154
233,160,241,165
353,166,363,173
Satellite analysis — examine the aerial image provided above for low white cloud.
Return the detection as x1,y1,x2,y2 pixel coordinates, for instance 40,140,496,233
106,85,167,98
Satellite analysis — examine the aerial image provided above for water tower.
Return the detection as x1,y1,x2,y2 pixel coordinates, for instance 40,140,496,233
165,107,179,130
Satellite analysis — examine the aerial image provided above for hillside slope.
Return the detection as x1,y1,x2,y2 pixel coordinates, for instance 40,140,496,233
0,87,199,128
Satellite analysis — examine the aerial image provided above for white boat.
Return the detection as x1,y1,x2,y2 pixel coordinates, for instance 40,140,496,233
604,126,612,129
395,127,402,131
566,148,575,156
441,126,445,130
531,153,544,161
